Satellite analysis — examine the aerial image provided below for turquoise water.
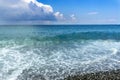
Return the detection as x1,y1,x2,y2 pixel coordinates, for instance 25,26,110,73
0,25,120,80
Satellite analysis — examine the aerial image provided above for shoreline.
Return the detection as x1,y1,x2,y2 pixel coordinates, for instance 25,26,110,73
65,69,120,80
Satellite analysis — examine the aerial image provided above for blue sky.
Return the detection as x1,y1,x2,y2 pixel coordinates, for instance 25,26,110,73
0,0,120,24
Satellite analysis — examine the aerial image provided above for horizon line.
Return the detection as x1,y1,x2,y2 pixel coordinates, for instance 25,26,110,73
0,24,120,26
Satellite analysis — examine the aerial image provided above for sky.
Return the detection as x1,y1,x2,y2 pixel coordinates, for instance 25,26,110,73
0,0,120,24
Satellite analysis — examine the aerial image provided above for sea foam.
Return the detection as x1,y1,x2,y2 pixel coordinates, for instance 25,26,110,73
0,40,120,80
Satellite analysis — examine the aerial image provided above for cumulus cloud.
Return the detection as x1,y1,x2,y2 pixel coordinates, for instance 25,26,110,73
70,14,76,21
0,0,64,23
54,12,64,21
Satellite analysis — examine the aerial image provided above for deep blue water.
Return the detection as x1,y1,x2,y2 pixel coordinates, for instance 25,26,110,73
0,25,120,80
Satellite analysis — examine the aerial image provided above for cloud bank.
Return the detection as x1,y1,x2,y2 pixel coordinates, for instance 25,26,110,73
0,0,64,24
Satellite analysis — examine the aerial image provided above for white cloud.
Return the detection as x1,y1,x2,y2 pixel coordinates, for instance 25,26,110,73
0,0,64,23
88,12,99,15
70,14,76,21
23,0,53,13
54,12,64,21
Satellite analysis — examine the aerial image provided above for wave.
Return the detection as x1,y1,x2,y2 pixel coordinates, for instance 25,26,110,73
1,39,120,80
30,32,120,43
1,31,120,41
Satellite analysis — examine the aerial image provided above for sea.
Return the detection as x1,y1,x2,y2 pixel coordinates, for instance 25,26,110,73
0,25,120,80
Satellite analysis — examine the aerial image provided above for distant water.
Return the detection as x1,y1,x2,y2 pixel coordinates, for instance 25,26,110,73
0,25,120,80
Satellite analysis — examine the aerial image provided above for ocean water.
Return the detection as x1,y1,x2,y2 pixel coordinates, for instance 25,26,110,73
0,25,120,80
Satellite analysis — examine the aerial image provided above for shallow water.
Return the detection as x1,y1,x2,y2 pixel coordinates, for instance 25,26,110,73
0,25,120,80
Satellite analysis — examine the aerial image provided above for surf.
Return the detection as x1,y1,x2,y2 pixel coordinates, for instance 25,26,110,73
0,25,120,80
